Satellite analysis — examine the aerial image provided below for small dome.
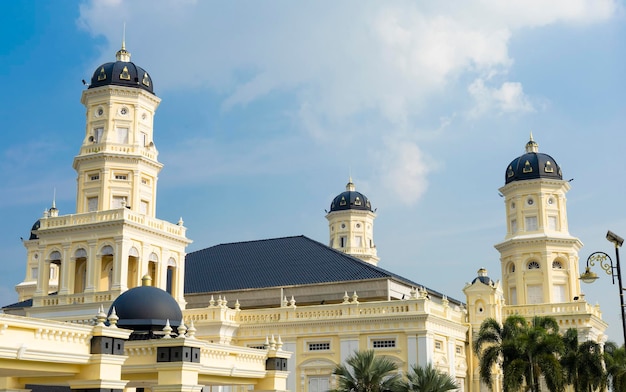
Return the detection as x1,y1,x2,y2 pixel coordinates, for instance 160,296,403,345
505,134,562,184
88,43,154,94
329,179,373,212
472,268,494,286
29,220,40,240
108,279,181,337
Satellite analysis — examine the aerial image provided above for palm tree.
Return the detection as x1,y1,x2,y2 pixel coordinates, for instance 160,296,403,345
331,349,403,392
560,328,605,392
403,362,457,392
474,315,565,392
605,341,626,392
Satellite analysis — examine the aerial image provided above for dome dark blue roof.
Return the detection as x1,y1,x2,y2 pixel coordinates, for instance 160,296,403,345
505,136,562,184
330,180,373,212
88,45,154,94
472,268,494,286
29,220,40,240
108,281,181,335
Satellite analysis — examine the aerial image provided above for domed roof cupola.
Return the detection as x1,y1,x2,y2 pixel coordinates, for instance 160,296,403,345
107,275,181,339
329,178,373,212
88,38,154,94
472,268,494,286
505,133,562,184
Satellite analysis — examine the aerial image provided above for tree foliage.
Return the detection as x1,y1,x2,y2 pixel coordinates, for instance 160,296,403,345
331,350,457,392
474,315,565,392
605,341,626,392
560,328,605,392
331,349,403,392
403,362,458,392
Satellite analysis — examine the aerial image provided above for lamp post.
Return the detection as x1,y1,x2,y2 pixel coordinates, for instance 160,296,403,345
580,230,625,345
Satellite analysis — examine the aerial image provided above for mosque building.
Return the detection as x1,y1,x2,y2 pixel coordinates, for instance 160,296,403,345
0,42,607,392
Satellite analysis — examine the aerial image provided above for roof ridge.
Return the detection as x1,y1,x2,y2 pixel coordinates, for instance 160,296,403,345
187,235,308,255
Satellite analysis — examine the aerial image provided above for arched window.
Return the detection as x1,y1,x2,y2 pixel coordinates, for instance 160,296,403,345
74,248,87,293
509,263,516,273
101,245,114,256
552,260,563,269
166,258,176,295
528,261,540,270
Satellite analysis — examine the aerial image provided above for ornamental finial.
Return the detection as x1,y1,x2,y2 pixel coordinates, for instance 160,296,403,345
116,23,131,62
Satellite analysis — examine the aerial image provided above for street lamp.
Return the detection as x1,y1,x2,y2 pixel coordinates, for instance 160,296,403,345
580,230,625,345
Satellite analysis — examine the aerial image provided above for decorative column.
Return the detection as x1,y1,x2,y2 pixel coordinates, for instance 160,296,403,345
84,240,98,294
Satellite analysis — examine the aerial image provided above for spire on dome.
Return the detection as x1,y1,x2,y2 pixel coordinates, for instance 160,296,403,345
346,177,356,192
48,188,59,217
115,24,131,62
525,132,539,153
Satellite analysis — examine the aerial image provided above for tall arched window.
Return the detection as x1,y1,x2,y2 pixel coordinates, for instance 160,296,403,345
166,258,176,295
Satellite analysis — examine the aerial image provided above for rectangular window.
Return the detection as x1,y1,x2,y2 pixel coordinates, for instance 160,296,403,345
94,127,104,143
116,127,129,144
553,285,566,303
87,196,98,212
309,377,330,392
90,174,100,181
525,216,538,231
435,340,443,350
354,236,362,247
141,132,148,146
140,200,149,215
248,344,266,350
509,287,517,305
372,339,396,348
340,236,347,248
511,219,517,233
112,196,127,209
456,346,463,355
308,342,331,351
527,284,544,304
114,173,128,180
141,177,150,185
31,267,38,280
548,216,558,231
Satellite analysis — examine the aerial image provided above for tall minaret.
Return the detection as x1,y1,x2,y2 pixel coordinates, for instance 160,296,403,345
326,179,379,265
11,40,191,321
495,135,583,306
74,39,161,216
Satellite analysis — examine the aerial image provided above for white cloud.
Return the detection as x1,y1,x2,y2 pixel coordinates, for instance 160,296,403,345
376,141,432,206
77,0,619,205
468,78,535,117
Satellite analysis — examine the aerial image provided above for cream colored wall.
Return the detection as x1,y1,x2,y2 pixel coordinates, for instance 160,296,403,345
326,209,379,266
496,178,583,307
185,294,469,392
75,86,162,217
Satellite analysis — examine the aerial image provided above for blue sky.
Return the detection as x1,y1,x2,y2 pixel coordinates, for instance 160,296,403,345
1,1,625,342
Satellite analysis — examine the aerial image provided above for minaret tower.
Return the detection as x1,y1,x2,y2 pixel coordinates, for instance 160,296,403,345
326,178,379,265
12,39,191,322
495,134,582,306
75,38,161,216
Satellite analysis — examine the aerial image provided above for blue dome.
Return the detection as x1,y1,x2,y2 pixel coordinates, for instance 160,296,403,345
29,220,40,240
330,180,373,212
108,282,181,337
89,45,154,94
472,268,494,286
505,136,562,184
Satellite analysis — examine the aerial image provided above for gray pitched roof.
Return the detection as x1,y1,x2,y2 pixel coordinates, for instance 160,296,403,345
185,235,457,303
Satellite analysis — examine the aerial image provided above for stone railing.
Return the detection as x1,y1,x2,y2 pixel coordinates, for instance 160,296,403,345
79,142,158,161
38,208,186,237
33,291,114,308
503,301,603,319
184,297,466,326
